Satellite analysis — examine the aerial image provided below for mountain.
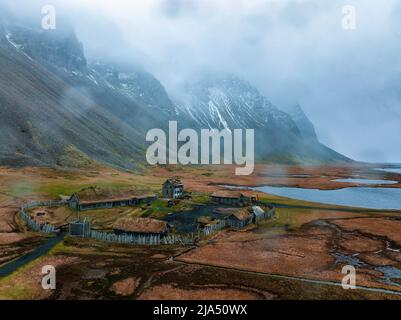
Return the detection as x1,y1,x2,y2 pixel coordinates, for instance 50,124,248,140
174,76,350,164
0,20,351,168
2,22,174,123
88,61,175,113
174,75,299,131
281,104,318,141
0,23,147,168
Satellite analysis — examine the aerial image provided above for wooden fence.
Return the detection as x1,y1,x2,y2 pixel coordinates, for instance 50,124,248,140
254,207,276,224
211,207,276,230
201,220,227,236
89,230,195,246
19,200,66,234
225,219,251,229
19,198,275,246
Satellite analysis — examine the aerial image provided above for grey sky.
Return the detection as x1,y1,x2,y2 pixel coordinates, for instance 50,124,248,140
3,0,401,163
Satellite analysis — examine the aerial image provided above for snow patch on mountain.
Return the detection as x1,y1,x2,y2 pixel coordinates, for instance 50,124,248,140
174,75,300,135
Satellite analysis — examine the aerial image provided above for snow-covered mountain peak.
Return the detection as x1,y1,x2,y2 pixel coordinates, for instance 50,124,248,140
175,75,300,134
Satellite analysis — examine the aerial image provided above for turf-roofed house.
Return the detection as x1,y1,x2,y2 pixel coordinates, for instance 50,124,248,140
113,217,171,238
69,187,157,211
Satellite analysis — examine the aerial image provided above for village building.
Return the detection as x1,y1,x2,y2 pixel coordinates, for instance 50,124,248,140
250,194,259,204
224,208,253,228
215,205,275,229
196,215,221,230
252,205,265,221
210,190,246,206
69,187,157,211
69,219,91,238
113,217,171,238
251,205,276,222
162,177,184,199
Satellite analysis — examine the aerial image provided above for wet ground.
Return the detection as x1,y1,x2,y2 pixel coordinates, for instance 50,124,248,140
1,237,398,300
2,164,401,299
0,232,64,277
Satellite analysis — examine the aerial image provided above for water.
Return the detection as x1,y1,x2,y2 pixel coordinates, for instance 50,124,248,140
0,233,65,278
333,253,365,267
333,178,398,185
374,168,401,174
376,266,401,287
333,253,401,286
224,185,401,210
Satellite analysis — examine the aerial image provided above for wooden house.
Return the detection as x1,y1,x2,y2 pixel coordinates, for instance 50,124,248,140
69,219,91,237
113,217,171,238
69,187,157,211
162,177,184,199
210,190,246,206
224,208,253,228
251,205,275,223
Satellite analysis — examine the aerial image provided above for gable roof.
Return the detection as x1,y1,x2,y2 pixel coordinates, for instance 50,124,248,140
227,208,252,221
211,190,244,199
252,206,265,216
71,187,155,205
113,217,168,234
163,177,183,186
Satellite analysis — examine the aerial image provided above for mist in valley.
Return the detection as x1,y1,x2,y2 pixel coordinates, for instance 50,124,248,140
2,0,401,163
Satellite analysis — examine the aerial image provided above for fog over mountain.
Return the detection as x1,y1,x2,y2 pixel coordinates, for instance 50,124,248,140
2,0,401,163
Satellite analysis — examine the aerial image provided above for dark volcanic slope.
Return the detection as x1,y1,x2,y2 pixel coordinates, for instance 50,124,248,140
0,21,351,168
0,33,145,168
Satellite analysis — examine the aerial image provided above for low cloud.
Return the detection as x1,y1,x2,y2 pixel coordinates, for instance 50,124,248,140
2,0,401,162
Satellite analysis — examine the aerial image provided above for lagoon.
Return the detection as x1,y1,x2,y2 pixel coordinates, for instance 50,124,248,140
374,168,401,174
332,178,398,185
224,185,401,210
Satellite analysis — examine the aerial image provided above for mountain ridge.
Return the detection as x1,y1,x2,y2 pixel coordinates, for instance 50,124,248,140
173,75,350,164
0,21,352,168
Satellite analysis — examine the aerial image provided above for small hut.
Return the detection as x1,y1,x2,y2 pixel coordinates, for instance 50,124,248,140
252,205,265,221
69,219,91,238
224,208,253,228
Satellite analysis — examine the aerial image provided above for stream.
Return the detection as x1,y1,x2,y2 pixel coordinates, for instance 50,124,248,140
0,232,65,278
